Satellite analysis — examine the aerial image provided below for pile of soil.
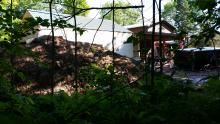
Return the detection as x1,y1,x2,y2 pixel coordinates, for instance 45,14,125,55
15,36,143,94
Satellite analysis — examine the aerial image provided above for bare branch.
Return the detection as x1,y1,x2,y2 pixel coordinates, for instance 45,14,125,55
75,5,144,15
88,10,112,52
72,0,78,92
49,0,55,95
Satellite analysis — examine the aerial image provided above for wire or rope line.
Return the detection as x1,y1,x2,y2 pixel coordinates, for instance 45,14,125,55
48,4,94,93
75,6,144,15
88,10,112,52
56,5,144,26
155,0,159,10
137,11,160,24
61,3,144,11
125,0,132,5
58,3,144,16
82,10,101,28
145,3,154,11
137,1,153,13
125,0,144,14
44,6,74,43
53,4,79,85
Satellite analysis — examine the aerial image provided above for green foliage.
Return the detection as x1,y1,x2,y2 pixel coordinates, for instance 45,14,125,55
1,0,90,16
162,1,177,26
175,0,193,34
100,1,140,26
0,1,220,124
1,68,220,124
63,0,90,16
162,0,194,34
0,5,53,89
0,0,46,12
189,0,220,46
79,64,128,90
163,0,220,47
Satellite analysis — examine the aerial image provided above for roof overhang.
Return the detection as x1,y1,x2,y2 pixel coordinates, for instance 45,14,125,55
126,20,176,33
145,32,183,41
23,9,131,33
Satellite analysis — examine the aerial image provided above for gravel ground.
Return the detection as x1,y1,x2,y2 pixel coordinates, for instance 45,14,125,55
162,63,220,84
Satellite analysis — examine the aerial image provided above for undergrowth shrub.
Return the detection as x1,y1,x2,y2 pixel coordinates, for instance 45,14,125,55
0,71,220,124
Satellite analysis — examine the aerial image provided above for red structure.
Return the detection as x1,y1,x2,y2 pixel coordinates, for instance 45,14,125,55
126,20,185,61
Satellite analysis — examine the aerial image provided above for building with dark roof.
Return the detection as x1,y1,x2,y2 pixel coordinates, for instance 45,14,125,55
22,9,133,58
125,20,184,60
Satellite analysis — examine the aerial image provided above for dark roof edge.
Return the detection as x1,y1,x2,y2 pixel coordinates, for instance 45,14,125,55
148,20,176,32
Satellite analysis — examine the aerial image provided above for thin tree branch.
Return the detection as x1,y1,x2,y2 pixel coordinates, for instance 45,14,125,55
82,10,101,28
140,0,148,87
151,0,156,87
10,0,15,90
159,0,163,73
75,6,144,15
112,0,115,68
111,0,116,99
72,0,78,92
54,7,68,43
49,0,55,95
88,10,112,52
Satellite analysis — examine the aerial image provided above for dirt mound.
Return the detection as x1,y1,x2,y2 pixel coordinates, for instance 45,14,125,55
15,36,142,94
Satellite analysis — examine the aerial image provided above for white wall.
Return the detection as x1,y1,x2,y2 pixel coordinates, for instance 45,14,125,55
37,26,133,58
116,43,133,58
22,33,38,43
147,24,172,33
